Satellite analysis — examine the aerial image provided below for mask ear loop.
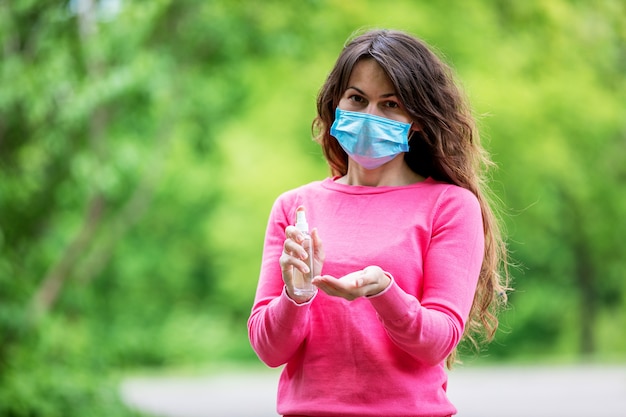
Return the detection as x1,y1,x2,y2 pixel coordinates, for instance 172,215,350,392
408,119,423,136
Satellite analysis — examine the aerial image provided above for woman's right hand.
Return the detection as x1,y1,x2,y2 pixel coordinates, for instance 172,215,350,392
279,214,324,304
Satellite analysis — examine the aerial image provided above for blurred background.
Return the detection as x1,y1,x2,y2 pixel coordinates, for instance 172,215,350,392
1,0,625,415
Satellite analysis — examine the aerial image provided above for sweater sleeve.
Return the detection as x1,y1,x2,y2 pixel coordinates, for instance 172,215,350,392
368,186,484,365
247,193,313,367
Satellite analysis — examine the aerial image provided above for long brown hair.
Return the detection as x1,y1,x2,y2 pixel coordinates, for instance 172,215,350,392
313,29,510,368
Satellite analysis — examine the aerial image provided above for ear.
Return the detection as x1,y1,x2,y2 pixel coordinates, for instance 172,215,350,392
410,122,422,132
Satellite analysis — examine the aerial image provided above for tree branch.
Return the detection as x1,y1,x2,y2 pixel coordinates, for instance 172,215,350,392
29,0,107,319
29,194,105,318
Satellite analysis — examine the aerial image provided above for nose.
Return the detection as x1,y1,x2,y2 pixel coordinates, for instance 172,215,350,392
364,104,384,118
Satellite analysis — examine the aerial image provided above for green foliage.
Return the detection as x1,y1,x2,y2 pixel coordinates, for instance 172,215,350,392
0,316,145,417
0,0,625,414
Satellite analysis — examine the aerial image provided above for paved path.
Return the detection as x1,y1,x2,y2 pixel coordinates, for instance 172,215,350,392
120,364,626,417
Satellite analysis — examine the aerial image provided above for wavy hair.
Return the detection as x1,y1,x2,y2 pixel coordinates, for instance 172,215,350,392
313,29,511,368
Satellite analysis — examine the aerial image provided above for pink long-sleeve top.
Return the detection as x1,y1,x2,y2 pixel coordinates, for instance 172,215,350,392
248,177,484,417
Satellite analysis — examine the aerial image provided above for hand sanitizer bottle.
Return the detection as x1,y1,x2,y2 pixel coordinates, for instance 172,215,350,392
293,210,316,296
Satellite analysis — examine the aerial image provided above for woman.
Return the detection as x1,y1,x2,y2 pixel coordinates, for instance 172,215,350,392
248,28,510,417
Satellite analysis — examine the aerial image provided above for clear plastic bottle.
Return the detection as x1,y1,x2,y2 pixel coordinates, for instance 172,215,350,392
292,210,316,296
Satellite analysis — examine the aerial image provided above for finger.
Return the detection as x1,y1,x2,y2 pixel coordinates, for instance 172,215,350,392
314,273,377,300
312,275,336,292
285,225,305,244
283,239,308,260
280,250,310,273
313,275,358,299
314,280,352,300
279,250,293,271
279,252,294,288
310,228,325,262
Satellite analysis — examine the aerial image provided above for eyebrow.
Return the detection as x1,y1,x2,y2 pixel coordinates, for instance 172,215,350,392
347,86,397,99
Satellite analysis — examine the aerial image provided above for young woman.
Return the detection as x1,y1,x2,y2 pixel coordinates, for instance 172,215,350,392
248,28,510,417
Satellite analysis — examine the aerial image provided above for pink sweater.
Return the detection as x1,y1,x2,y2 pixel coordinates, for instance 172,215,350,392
248,177,484,417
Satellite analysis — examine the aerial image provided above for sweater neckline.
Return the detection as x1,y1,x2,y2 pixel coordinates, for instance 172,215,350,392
321,176,437,195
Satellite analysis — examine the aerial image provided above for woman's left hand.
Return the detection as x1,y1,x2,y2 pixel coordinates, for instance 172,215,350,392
312,265,391,301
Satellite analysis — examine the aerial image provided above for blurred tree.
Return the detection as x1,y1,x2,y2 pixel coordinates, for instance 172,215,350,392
0,0,331,414
479,0,626,358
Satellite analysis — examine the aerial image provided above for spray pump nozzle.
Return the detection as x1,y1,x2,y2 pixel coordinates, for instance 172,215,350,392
295,210,309,233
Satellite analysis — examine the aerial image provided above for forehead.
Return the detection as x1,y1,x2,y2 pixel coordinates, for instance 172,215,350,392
347,59,395,93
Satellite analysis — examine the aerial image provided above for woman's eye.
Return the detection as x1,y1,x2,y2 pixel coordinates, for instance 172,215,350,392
348,95,365,103
385,101,400,109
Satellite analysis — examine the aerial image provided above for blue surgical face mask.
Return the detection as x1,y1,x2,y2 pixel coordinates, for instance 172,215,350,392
330,108,411,170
